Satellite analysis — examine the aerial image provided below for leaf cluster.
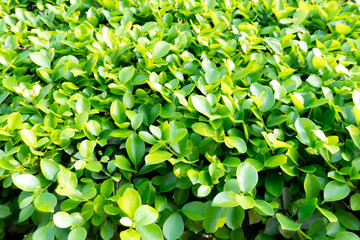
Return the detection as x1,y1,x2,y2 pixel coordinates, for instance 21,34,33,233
1,0,360,239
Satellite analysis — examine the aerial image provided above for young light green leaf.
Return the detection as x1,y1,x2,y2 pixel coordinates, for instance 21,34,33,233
7,112,22,130
68,227,87,240
153,41,170,59
212,192,239,207
264,37,282,55
134,205,159,226
34,193,57,213
353,89,360,110
191,95,211,116
20,129,37,147
236,162,258,193
224,136,247,153
12,174,40,192
119,66,135,83
145,150,172,165
347,125,360,150
79,140,95,159
117,188,141,219
120,229,140,240
136,223,163,240
30,52,51,68
255,200,274,216
53,211,72,228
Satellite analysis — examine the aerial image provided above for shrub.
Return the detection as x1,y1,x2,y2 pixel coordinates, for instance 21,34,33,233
1,0,360,239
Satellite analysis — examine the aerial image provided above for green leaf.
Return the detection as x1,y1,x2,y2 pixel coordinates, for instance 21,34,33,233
33,225,54,240
100,179,114,198
335,23,351,35
163,212,184,240
306,75,322,88
40,159,60,181
86,120,101,136
53,211,72,228
212,192,239,207
115,155,136,172
237,162,258,193
126,134,145,168
20,129,37,147
304,174,321,199
312,56,326,70
335,232,360,240
317,206,338,222
191,95,211,116
203,206,227,233
79,140,95,159
19,205,34,222
347,125,360,150
276,213,302,231
145,150,172,165
255,200,274,216
235,195,255,210
60,128,75,139
101,220,114,240
119,66,135,83
336,210,360,231
181,201,206,221
265,154,287,168
353,89,360,110
134,205,158,226
139,131,157,145
120,229,140,240
30,52,51,68
169,129,187,145
293,9,307,25
298,198,317,221
224,136,247,153
117,188,141,219
136,223,163,240
34,193,57,212
265,172,284,197
57,170,78,191
12,174,40,192
205,69,220,85
324,181,350,202
225,206,245,230
111,101,126,123
0,205,11,218
350,194,360,211
264,37,282,55
307,219,326,238
295,118,317,146
131,114,143,130
153,41,170,59
7,112,22,130
76,97,91,114
68,227,87,240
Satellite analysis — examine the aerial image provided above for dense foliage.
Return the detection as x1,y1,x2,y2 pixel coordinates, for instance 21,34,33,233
1,0,360,239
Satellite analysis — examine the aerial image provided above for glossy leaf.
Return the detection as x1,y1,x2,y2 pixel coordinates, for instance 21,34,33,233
236,162,258,193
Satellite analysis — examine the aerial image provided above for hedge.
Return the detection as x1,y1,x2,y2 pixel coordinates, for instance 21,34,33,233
0,0,360,239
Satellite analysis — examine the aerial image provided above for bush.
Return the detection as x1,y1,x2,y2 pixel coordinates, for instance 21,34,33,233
1,0,360,239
